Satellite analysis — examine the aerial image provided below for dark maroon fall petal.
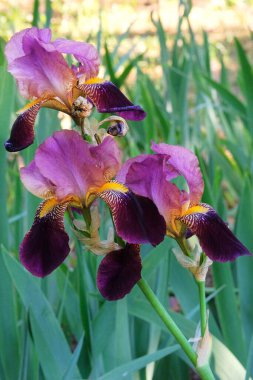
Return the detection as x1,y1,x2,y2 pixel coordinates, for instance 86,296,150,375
180,203,251,262
97,244,142,300
4,101,42,152
99,190,166,246
20,201,70,277
79,81,146,121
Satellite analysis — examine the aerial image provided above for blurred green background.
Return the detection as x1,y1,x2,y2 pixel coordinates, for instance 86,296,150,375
1,0,253,379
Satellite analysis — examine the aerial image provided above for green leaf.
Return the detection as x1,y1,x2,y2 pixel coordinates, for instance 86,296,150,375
0,247,20,380
212,262,246,364
32,0,40,27
235,38,253,131
235,177,253,349
2,250,81,379
97,345,179,380
63,333,84,380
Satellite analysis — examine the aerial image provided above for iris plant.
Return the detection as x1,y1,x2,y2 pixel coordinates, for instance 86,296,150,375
4,27,146,152
5,27,251,380
19,130,165,299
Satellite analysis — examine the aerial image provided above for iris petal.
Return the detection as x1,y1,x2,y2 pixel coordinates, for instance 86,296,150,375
97,184,166,246
79,80,146,121
97,244,141,300
5,98,46,152
20,199,70,277
180,203,251,262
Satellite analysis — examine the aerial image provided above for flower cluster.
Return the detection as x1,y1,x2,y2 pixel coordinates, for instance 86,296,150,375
5,27,251,301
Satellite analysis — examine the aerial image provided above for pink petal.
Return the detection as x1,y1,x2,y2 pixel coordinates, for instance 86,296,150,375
20,161,55,198
53,39,100,80
89,136,122,179
151,142,204,204
117,154,182,224
33,130,121,201
5,27,51,65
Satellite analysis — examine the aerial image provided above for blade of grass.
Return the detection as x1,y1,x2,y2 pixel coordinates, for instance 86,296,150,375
2,249,82,379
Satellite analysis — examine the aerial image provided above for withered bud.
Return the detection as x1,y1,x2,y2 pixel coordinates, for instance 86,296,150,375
107,121,128,136
71,96,93,118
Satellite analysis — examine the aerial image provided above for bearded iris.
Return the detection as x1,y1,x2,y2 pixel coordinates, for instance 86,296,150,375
19,130,165,299
4,27,146,152
117,142,251,262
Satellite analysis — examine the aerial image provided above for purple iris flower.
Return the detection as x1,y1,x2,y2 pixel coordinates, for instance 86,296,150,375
19,130,165,300
117,142,251,262
4,27,146,152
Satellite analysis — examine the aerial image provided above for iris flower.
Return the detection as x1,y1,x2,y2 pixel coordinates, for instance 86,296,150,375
19,130,165,299
117,142,251,262
4,27,146,152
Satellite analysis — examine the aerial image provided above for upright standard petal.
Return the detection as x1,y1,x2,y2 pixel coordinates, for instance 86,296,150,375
8,38,75,100
117,154,182,225
89,136,122,180
20,200,70,277
97,244,142,300
53,39,100,80
96,182,166,246
5,27,52,65
79,80,146,121
33,130,121,201
151,142,204,205
180,204,251,262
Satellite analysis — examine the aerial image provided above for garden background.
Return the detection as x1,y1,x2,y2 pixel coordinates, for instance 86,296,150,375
1,0,253,379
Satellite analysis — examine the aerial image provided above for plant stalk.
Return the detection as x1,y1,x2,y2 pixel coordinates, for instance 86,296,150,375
197,280,207,337
137,278,216,380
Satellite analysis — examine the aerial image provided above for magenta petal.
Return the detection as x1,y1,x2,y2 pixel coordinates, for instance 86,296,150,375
5,27,51,65
151,142,204,205
97,244,141,300
20,161,54,198
180,204,251,262
20,202,70,277
99,189,166,246
117,154,182,224
34,130,114,200
53,38,100,80
4,101,42,152
89,136,122,179
80,81,146,121
8,38,75,99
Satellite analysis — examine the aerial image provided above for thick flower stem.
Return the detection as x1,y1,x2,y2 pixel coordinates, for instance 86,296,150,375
137,278,216,380
197,280,207,337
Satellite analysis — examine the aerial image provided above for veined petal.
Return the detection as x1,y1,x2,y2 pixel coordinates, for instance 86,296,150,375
97,244,141,300
53,39,100,80
79,80,146,121
94,182,166,246
20,199,70,277
4,98,45,152
179,203,251,262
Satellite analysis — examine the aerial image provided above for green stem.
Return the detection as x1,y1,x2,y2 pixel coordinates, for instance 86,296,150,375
197,280,207,337
176,237,191,257
138,278,197,364
137,278,216,380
